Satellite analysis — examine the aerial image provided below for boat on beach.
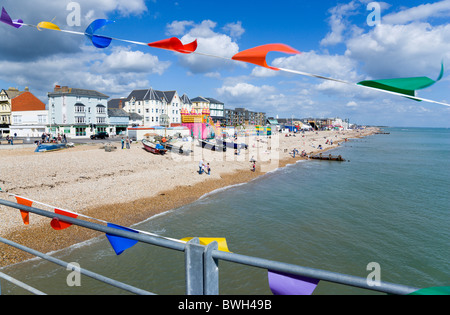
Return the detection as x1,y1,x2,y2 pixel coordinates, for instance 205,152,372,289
198,139,226,151
142,139,168,155
35,143,67,153
216,139,248,150
163,142,192,155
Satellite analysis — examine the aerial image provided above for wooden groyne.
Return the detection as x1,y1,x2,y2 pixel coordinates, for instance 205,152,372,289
310,153,345,161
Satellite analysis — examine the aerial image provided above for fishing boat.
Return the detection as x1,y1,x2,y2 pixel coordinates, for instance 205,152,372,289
142,139,167,155
216,139,248,150
163,142,192,155
35,143,67,153
198,139,226,151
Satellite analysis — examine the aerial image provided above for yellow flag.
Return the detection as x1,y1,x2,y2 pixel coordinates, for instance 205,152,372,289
37,21,61,31
181,237,230,252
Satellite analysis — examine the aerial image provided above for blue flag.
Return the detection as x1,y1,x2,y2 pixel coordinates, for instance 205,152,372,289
106,223,139,255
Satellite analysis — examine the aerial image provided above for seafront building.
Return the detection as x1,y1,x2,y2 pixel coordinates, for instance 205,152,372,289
47,85,109,138
10,91,48,137
0,88,25,130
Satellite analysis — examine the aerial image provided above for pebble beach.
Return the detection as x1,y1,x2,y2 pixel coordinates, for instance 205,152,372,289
0,128,378,267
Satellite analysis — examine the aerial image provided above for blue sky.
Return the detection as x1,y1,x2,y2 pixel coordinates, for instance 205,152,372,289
0,0,449,127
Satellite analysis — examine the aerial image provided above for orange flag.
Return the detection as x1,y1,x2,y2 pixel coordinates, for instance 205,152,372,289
50,209,79,230
148,37,197,54
15,196,32,225
232,43,300,70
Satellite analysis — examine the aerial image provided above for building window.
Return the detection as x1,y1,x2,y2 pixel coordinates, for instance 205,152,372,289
38,115,47,123
75,116,85,123
75,127,86,136
75,105,85,113
96,105,106,114
97,117,106,124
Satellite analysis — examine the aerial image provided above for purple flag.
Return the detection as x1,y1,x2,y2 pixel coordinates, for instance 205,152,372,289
1,7,23,28
268,270,320,295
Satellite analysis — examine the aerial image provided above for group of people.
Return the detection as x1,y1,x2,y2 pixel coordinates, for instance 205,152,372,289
40,132,67,144
291,148,307,158
198,159,211,175
121,137,132,149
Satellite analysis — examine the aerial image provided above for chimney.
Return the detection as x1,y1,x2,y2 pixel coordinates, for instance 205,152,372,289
54,85,61,92
119,100,123,109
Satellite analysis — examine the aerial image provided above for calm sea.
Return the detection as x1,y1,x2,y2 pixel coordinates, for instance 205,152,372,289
2,127,449,295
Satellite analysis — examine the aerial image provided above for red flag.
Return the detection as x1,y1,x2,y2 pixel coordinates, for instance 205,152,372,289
50,209,79,230
15,196,32,225
148,37,197,54
232,44,300,70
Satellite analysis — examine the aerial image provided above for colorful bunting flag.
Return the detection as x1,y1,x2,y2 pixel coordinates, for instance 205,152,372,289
84,19,114,49
232,43,300,70
408,286,450,295
15,196,33,225
0,7,23,29
358,62,445,100
36,21,61,31
268,270,319,295
50,209,79,230
148,37,198,54
106,223,139,255
181,237,230,252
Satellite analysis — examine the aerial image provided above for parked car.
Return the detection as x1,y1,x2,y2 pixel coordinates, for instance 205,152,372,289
90,132,109,140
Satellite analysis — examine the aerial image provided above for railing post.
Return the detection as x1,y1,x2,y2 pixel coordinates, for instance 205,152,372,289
204,241,219,295
185,238,205,295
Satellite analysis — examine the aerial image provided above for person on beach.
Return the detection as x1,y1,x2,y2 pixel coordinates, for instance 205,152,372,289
199,159,204,174
126,137,130,149
206,163,210,175
252,161,256,172
121,137,124,149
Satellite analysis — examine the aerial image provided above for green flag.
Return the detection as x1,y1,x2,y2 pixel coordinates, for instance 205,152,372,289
358,62,444,100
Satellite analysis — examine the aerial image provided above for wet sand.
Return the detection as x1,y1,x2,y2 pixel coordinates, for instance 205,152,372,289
0,128,377,267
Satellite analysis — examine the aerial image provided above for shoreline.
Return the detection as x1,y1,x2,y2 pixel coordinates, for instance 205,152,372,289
0,128,378,268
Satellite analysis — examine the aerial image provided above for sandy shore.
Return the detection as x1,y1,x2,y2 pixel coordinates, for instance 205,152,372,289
0,128,378,267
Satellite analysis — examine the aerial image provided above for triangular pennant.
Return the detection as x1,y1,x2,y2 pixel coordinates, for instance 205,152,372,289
37,21,61,31
0,7,22,29
148,37,198,54
106,223,139,255
268,270,320,295
232,43,300,70
408,286,450,295
89,34,113,48
15,196,33,225
50,209,79,230
84,19,114,49
180,237,230,252
358,62,445,100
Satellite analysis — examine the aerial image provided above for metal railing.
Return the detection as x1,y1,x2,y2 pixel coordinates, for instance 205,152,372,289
0,199,420,295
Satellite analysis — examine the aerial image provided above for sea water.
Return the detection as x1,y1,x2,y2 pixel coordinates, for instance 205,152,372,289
2,128,449,295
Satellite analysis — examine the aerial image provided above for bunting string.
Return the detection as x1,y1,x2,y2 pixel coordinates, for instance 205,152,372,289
0,189,228,253
1,6,448,107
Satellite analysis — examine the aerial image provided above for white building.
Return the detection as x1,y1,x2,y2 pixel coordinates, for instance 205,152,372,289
47,85,109,138
123,88,190,127
10,91,48,137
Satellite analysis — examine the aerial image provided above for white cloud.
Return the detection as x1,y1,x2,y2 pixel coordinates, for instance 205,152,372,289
95,47,171,75
345,22,450,79
0,46,169,100
222,22,245,39
321,1,359,46
383,0,450,25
